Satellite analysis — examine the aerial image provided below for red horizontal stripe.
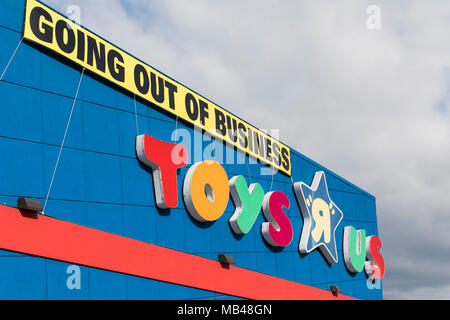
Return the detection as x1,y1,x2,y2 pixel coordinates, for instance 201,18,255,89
0,204,356,300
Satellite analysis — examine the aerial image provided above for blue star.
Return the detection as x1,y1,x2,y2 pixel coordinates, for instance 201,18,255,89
293,171,344,264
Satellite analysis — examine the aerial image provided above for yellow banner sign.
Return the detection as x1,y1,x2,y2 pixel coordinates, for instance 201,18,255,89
23,0,292,176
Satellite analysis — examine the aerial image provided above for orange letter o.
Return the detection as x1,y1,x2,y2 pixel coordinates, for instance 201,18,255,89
183,160,230,222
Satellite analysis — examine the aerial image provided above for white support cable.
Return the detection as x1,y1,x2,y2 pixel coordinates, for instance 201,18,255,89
0,36,24,82
246,160,252,185
133,93,140,136
42,68,85,215
269,169,275,192
174,115,179,142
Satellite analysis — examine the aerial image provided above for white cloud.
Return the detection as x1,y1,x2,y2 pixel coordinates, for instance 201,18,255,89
45,0,450,299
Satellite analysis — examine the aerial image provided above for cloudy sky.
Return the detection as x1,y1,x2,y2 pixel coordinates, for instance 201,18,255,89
45,0,450,299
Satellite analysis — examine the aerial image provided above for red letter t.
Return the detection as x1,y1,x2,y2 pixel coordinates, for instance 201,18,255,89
136,134,187,209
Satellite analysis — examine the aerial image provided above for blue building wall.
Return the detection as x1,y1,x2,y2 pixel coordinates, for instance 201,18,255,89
0,0,382,300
